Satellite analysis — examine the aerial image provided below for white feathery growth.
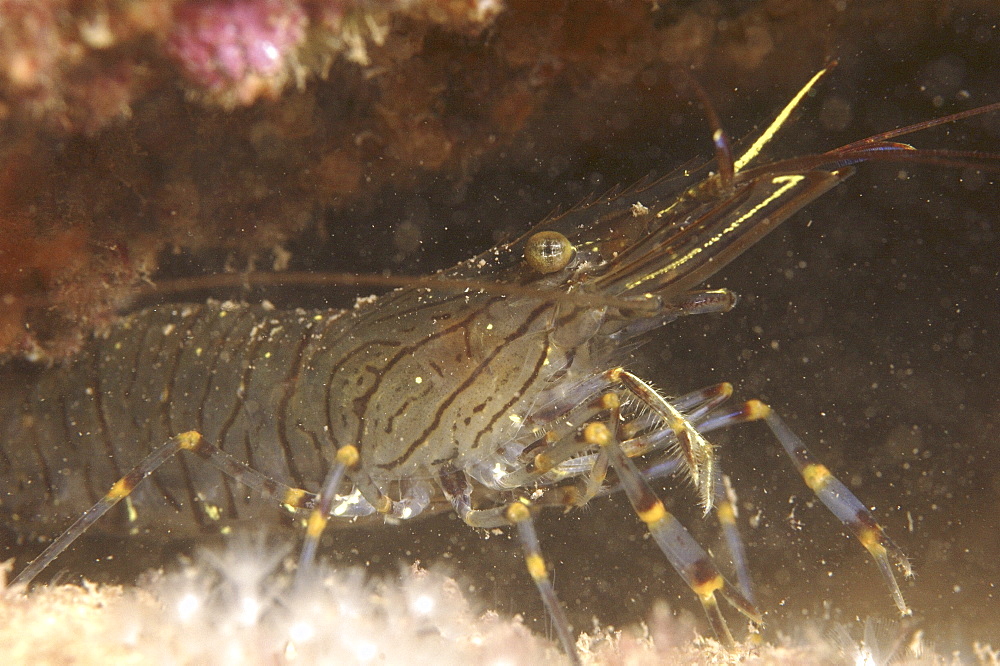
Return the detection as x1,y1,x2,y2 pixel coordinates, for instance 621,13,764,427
1,540,990,664
0,535,562,665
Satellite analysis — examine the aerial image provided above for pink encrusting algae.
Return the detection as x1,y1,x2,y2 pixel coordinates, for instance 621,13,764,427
167,0,309,106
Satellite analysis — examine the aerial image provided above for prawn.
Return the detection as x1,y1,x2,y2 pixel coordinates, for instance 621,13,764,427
2,65,998,662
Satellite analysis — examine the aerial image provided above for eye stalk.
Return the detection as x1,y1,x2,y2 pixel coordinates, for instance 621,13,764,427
524,231,575,275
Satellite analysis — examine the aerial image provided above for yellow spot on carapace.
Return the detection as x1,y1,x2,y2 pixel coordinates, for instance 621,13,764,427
525,553,548,581
509,414,522,424
306,510,328,538
219,310,227,318
486,323,493,331
802,463,831,491
195,347,203,357
264,351,271,359
204,503,222,521
692,572,725,599
414,376,423,384
638,500,667,525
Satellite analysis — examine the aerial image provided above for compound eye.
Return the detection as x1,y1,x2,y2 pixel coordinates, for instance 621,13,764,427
524,231,574,274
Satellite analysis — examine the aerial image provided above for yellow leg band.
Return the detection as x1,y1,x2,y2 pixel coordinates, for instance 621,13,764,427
283,487,309,507
597,393,620,410
744,400,771,420
583,422,612,447
526,553,548,581
306,510,328,538
178,431,203,450
505,501,531,523
692,573,725,599
533,452,554,474
858,524,885,553
801,463,831,491
107,478,133,501
336,445,360,468
716,500,736,526
638,500,667,525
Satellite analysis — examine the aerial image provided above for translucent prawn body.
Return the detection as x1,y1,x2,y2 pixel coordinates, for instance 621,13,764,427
4,66,998,662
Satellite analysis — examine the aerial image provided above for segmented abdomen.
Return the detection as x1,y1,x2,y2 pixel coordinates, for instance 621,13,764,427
0,291,570,539
0,303,333,538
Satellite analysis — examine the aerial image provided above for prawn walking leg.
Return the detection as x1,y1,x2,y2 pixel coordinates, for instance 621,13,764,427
506,501,581,666
629,391,913,616
614,382,759,603
583,407,762,647
11,431,317,589
756,403,914,615
438,466,581,663
295,446,353,585
296,443,437,584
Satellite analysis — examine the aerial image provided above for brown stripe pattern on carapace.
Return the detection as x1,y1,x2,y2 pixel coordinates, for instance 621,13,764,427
0,287,571,538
